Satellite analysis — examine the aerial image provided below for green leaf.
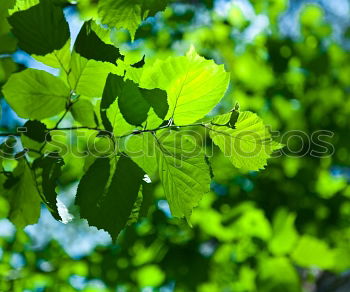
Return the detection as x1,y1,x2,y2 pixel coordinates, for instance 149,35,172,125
98,0,169,40
123,131,211,219
131,55,145,68
8,0,70,55
21,120,50,143
121,132,158,177
140,47,230,124
141,0,169,17
76,157,110,225
126,189,144,226
0,0,17,54
4,158,41,228
117,79,151,126
118,80,168,126
0,58,17,84
71,98,97,128
100,73,123,132
33,40,71,72
209,111,283,171
268,209,299,256
139,182,154,218
0,33,17,55
32,153,64,221
291,235,335,269
143,109,164,129
258,257,300,292
8,0,39,15
155,130,211,219
141,88,168,120
75,156,144,240
101,73,168,129
74,20,123,64
228,109,240,128
88,20,114,45
106,98,135,136
123,61,144,84
126,181,154,225
2,68,70,120
68,52,118,98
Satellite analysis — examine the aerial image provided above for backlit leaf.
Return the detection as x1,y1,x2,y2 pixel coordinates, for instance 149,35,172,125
107,98,135,137
268,209,299,256
121,132,158,177
123,130,211,219
71,98,97,128
98,0,169,40
155,130,211,219
101,73,123,132
33,40,71,73
68,52,118,98
209,111,283,171
291,235,335,269
140,47,230,124
2,68,70,120
5,158,41,228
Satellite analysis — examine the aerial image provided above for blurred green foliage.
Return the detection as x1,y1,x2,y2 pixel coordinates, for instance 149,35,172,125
1,0,350,291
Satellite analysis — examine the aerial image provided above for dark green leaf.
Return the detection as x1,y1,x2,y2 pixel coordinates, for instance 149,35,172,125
131,55,145,68
101,73,168,130
75,20,123,64
75,156,144,240
143,0,169,17
141,88,168,120
126,181,154,226
118,79,151,126
0,34,17,54
71,99,97,128
21,120,51,143
33,153,64,220
101,73,124,132
204,155,214,179
126,190,143,226
75,158,110,225
228,109,239,128
0,0,16,52
139,181,154,218
4,158,41,227
8,0,70,55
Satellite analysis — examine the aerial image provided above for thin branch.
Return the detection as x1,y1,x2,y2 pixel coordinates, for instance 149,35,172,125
48,126,104,132
0,121,226,140
53,102,74,129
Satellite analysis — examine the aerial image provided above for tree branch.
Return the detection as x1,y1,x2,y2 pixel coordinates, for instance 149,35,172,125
0,121,223,139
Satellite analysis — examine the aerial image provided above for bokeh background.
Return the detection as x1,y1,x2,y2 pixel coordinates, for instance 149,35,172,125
1,0,350,291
